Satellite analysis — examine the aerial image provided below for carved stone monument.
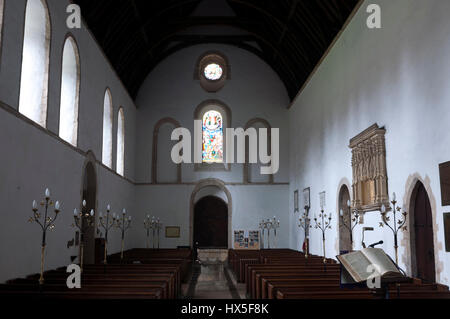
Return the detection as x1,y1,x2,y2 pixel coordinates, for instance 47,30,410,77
349,124,389,212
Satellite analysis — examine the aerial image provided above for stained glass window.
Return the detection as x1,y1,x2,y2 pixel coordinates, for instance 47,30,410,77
202,110,223,163
204,63,223,80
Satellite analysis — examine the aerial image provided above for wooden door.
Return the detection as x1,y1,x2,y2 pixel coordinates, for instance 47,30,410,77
413,183,436,282
82,162,96,264
194,196,228,248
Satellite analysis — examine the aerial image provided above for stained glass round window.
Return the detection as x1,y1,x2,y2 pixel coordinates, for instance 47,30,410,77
204,63,223,80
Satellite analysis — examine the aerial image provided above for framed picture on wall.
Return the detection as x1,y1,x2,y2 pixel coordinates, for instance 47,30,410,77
165,226,180,238
294,190,299,212
303,187,310,209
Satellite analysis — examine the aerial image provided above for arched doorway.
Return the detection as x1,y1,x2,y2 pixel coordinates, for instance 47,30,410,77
81,161,97,264
193,196,228,248
338,185,352,252
410,181,436,283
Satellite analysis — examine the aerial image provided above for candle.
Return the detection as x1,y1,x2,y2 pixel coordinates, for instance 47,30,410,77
347,199,351,207
128,216,132,221
392,192,396,201
45,188,50,198
99,212,103,218
122,208,126,214
381,204,386,213
339,209,343,216
90,209,94,216
55,201,60,210
73,208,78,216
107,204,110,211
82,200,86,207
32,200,37,209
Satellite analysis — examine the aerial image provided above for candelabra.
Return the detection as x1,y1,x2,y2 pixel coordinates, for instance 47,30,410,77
258,220,266,249
98,204,115,264
379,192,407,265
28,188,60,285
144,215,162,248
72,200,95,272
116,209,132,260
259,217,280,249
339,199,360,250
298,206,311,258
313,209,332,263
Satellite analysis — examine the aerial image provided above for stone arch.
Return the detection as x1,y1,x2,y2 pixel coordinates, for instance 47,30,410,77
151,117,182,183
189,178,233,248
336,177,352,253
80,151,98,264
402,174,443,282
243,118,273,183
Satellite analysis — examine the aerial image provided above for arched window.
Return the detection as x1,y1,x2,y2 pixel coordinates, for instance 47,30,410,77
116,108,125,176
18,0,51,127
194,100,231,171
102,89,113,168
202,110,223,163
59,36,80,146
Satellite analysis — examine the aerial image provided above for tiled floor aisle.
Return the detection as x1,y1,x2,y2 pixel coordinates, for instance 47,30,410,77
183,262,245,299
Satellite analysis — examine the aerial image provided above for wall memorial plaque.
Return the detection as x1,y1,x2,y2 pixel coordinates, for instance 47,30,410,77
349,123,389,212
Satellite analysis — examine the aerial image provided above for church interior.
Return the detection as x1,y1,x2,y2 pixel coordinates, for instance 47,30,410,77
1,0,450,303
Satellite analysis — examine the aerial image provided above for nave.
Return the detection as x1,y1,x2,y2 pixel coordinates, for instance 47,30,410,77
2,247,450,300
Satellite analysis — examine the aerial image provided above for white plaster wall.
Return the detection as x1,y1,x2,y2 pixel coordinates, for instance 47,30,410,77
134,44,290,184
0,0,137,282
289,0,450,285
133,44,290,249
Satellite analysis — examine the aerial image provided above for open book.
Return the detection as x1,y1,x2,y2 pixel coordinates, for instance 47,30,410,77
337,248,405,283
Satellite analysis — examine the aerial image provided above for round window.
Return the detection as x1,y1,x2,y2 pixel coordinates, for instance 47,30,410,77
204,63,223,80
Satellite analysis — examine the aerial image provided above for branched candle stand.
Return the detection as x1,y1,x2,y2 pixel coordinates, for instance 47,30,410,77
98,204,115,264
116,209,132,260
339,199,360,250
298,205,311,258
379,192,407,265
72,200,95,272
28,188,60,285
313,209,332,264
259,216,280,249
144,215,162,249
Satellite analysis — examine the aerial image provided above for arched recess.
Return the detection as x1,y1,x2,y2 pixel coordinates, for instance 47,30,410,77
80,151,97,265
407,180,437,283
189,178,232,248
18,0,51,127
59,35,80,146
102,88,113,168
338,184,352,252
194,100,231,171
152,117,182,183
116,107,125,176
243,118,273,183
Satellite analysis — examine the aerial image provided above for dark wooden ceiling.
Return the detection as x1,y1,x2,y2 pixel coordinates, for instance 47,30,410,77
74,0,359,100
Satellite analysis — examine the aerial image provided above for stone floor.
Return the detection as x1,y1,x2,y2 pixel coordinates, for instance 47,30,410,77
182,261,246,299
